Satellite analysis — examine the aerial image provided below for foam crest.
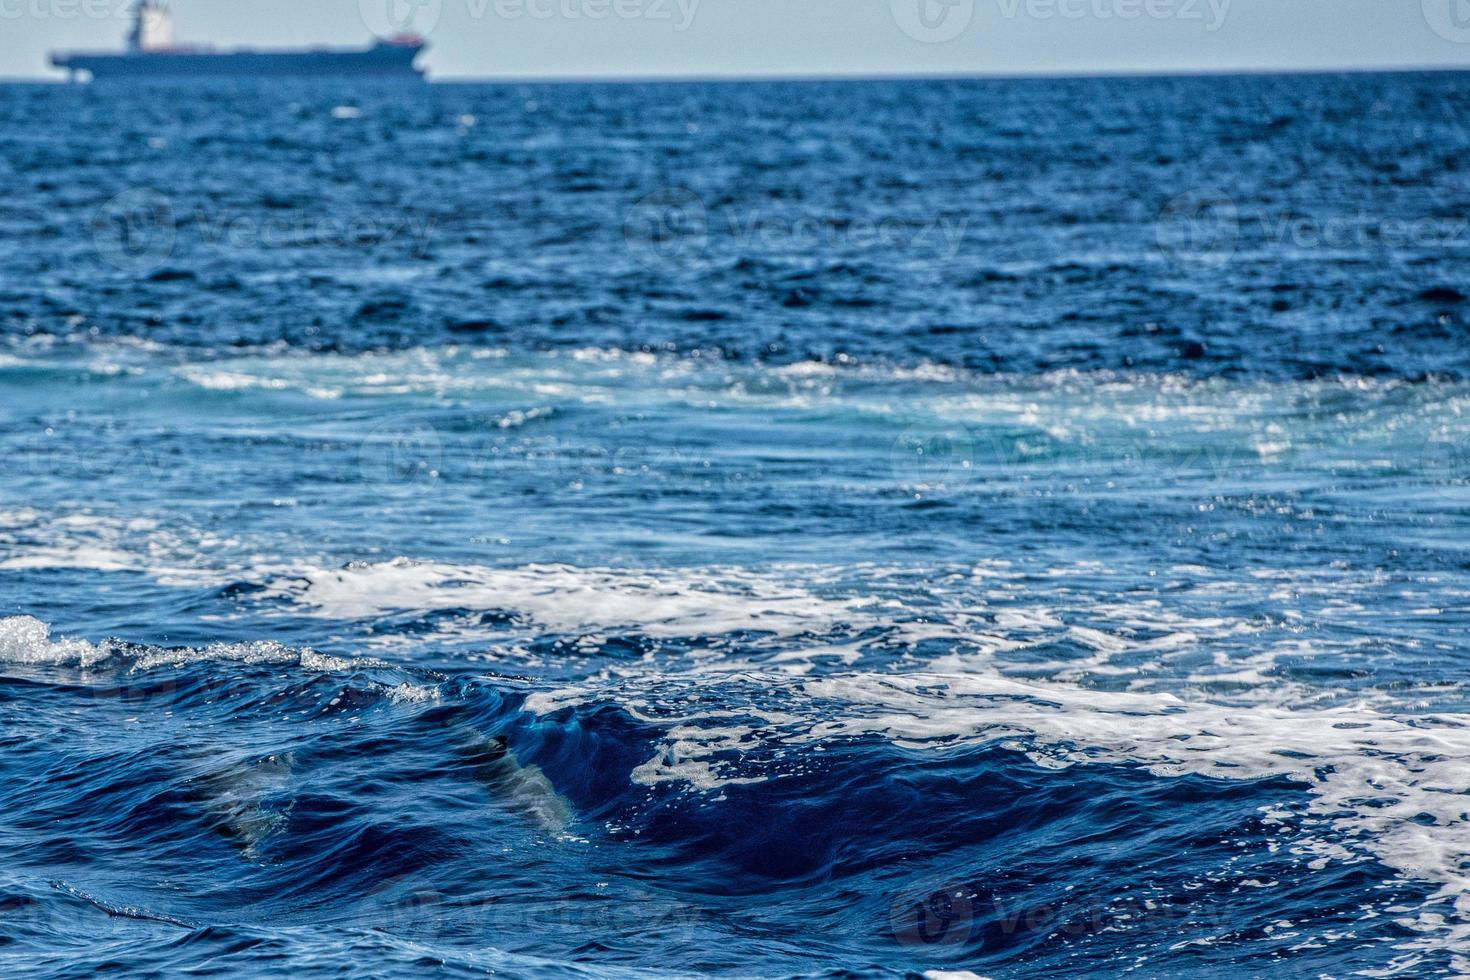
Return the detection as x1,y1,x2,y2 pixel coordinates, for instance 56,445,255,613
0,615,389,677
264,558,898,639
0,616,105,667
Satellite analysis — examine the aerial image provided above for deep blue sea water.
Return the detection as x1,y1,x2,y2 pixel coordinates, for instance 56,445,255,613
0,72,1468,978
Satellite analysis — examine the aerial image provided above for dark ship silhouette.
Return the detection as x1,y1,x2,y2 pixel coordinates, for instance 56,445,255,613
52,2,427,81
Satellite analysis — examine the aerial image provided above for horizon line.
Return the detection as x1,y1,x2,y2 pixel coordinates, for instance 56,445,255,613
3,62,1468,85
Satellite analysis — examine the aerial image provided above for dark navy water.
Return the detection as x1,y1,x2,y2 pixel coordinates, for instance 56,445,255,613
1,72,1468,978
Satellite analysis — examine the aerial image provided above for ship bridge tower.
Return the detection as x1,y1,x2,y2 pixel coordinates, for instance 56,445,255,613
127,0,174,53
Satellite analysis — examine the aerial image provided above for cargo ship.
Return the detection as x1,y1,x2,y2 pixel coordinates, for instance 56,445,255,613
51,2,427,81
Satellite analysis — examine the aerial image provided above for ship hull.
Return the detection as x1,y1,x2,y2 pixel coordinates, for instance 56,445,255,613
52,43,425,80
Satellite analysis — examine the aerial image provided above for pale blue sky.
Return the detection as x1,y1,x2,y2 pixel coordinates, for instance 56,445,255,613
1,0,1468,80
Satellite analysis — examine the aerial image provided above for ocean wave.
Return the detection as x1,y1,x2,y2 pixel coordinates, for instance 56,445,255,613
0,614,389,674
185,554,1470,954
4,606,1461,972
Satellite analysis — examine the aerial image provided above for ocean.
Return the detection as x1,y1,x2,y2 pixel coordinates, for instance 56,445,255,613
0,71,1467,977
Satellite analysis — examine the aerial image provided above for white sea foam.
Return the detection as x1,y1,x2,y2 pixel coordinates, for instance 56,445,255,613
801,673,1470,900
262,558,904,640
0,546,139,573
0,509,224,587
0,617,405,687
8,538,1470,955
0,615,390,675
166,348,634,412
129,641,372,673
174,367,293,393
0,616,106,666
471,558,1470,956
528,646,1470,956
